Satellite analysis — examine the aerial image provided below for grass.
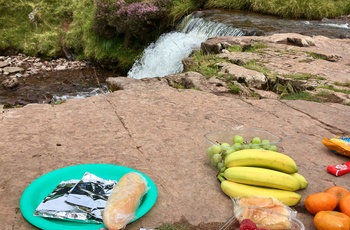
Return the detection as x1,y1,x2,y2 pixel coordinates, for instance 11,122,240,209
186,51,226,79
243,59,271,76
306,52,329,60
283,73,325,81
335,81,350,88
158,223,191,230
318,85,350,94
1,0,350,72
205,0,350,19
281,91,323,102
227,42,268,53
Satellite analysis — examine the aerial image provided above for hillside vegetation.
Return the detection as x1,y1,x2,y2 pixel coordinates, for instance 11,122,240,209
0,0,349,73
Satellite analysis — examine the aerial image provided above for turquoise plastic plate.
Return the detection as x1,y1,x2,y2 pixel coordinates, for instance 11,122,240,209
20,164,158,230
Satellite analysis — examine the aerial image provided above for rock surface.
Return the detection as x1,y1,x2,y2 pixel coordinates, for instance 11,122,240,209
1,33,350,230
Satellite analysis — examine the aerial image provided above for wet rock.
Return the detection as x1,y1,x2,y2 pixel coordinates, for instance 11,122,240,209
2,76,19,88
0,61,10,68
218,62,267,89
3,66,24,74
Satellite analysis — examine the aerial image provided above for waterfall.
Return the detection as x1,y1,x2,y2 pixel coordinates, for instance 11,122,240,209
127,15,246,79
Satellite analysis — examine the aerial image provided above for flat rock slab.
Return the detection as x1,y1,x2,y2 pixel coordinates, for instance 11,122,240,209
1,79,349,230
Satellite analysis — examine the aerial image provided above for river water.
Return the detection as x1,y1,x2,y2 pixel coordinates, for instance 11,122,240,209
1,10,349,105
127,9,349,79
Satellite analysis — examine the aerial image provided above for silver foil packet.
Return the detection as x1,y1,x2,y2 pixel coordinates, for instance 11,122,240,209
34,172,117,223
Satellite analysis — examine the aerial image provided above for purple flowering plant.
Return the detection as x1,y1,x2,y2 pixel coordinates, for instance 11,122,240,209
94,0,171,46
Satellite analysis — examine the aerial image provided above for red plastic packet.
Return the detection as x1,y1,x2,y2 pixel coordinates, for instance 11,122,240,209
327,161,350,177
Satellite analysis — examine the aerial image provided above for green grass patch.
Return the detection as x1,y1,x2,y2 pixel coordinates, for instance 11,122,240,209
334,81,350,88
318,85,350,94
242,42,268,53
186,51,226,79
227,82,241,94
227,45,243,52
306,52,328,60
243,59,271,76
205,0,350,20
158,223,191,230
281,91,323,102
283,73,324,80
227,42,268,53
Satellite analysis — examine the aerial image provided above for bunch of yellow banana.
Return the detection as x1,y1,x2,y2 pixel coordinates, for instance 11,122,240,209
217,149,308,206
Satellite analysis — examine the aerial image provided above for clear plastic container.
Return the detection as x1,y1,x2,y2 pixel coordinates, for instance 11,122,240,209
219,206,305,230
204,127,282,148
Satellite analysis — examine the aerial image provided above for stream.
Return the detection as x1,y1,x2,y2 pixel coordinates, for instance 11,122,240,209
1,9,349,106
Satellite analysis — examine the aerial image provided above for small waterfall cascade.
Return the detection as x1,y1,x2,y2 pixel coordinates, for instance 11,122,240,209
127,14,246,79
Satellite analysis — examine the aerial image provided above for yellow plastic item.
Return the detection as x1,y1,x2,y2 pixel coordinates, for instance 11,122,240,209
322,136,350,157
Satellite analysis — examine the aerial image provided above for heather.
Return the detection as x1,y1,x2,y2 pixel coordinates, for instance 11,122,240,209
0,0,349,73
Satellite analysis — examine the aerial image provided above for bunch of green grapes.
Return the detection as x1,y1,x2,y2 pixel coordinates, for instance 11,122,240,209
206,135,279,172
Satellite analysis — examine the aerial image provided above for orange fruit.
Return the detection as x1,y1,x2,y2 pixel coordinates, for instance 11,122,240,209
339,193,350,218
314,211,350,230
324,186,350,209
304,192,338,215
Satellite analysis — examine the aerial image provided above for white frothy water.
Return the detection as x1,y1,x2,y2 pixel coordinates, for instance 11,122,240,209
127,32,207,79
127,16,245,79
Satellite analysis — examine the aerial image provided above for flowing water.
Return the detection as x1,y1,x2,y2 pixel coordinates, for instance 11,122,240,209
127,9,349,79
1,10,349,105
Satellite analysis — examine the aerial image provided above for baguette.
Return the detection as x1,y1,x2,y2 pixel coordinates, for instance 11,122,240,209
103,172,147,230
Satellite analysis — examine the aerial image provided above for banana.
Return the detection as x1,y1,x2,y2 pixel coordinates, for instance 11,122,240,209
290,173,308,189
223,167,300,191
220,180,301,206
225,149,298,174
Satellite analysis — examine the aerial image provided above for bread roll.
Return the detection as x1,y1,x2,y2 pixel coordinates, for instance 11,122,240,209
103,172,147,230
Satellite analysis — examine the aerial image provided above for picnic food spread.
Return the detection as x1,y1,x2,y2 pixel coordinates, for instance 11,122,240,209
20,129,350,230
207,129,350,230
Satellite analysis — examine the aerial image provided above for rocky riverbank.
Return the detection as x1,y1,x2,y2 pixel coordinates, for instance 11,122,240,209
107,33,350,105
0,54,114,106
1,33,350,107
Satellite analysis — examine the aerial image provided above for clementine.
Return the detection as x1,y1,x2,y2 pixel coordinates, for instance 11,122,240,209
314,211,350,230
324,186,350,209
304,192,338,215
339,193,350,218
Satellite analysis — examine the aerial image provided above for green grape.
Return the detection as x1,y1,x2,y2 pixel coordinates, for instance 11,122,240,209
268,144,278,152
250,144,261,149
212,153,222,164
242,144,251,149
232,142,243,151
261,139,270,149
217,161,225,170
233,135,244,144
221,142,231,149
225,148,235,155
206,145,222,158
251,137,261,145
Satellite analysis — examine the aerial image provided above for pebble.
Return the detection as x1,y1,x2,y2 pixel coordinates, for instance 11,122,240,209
0,53,90,78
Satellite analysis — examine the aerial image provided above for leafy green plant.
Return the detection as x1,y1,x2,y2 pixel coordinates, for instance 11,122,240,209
227,82,241,94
